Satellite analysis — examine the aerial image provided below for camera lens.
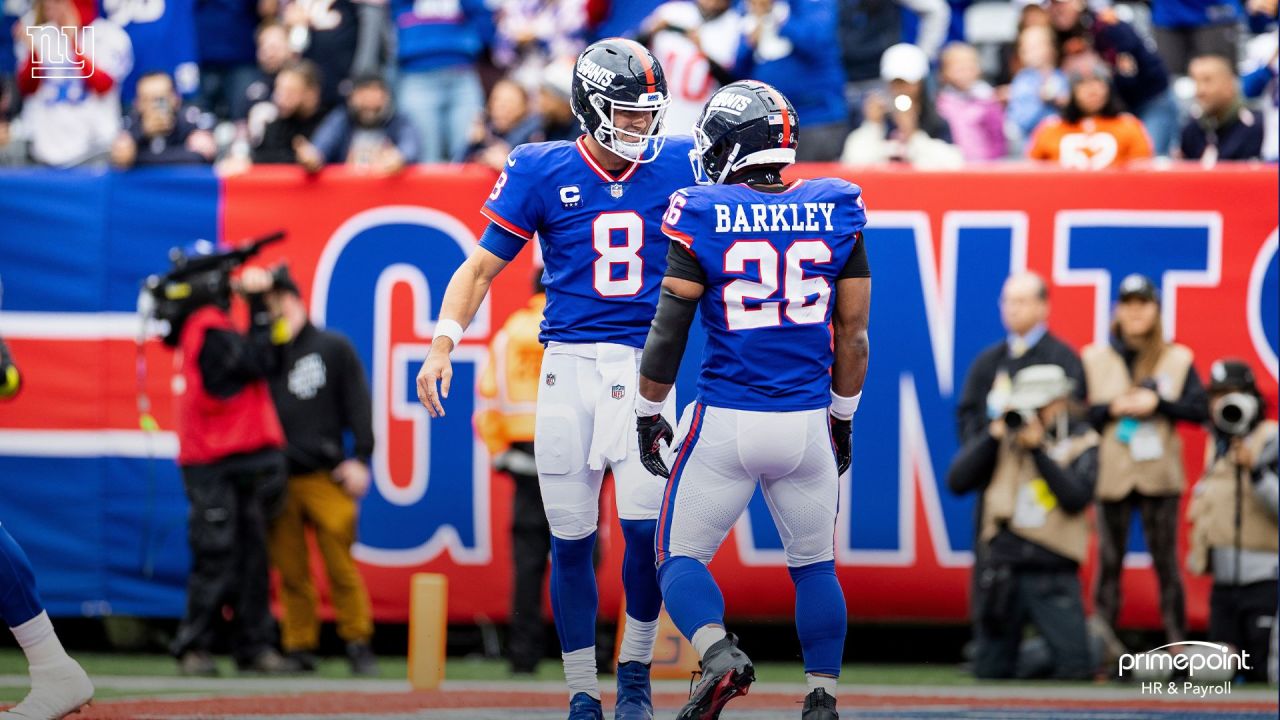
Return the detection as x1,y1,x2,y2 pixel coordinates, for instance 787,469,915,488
1219,403,1242,424
1003,410,1025,431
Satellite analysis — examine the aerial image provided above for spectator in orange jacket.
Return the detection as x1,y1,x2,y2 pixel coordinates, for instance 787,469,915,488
1028,56,1152,169
474,277,549,674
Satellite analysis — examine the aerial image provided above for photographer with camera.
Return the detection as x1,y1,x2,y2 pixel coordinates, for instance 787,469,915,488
1084,274,1207,648
948,365,1098,680
1186,359,1278,683
146,237,299,676
111,71,216,169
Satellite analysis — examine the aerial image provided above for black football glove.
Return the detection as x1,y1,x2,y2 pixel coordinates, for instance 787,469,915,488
637,413,675,478
830,415,852,475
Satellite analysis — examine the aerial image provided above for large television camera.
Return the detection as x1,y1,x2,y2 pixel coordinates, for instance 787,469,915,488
141,231,285,346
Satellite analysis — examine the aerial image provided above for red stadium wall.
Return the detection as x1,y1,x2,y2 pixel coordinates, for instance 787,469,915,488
0,164,1274,630
219,164,1278,629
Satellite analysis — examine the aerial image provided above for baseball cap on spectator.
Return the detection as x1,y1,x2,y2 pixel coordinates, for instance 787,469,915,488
1207,358,1259,395
880,43,931,84
1117,273,1158,303
271,263,301,296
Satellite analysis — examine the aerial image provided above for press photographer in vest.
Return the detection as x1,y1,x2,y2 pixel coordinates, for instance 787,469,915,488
1084,273,1208,647
948,364,1098,680
1187,359,1278,682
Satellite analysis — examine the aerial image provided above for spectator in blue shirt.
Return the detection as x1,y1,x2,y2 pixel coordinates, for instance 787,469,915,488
1051,0,1179,156
391,0,493,163
737,0,847,161
194,0,268,120
1241,30,1277,160
1008,24,1069,141
310,74,420,174
1151,0,1242,74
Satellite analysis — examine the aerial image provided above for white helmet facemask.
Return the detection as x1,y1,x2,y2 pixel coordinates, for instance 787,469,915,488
587,91,670,163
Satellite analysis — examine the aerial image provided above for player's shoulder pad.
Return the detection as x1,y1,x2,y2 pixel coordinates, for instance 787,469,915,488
669,183,717,216
656,134,698,176
661,134,697,156
504,140,577,174
804,177,867,209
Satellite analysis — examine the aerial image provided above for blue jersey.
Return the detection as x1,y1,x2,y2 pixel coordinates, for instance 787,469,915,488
392,0,491,72
661,178,867,412
480,135,697,348
101,0,200,103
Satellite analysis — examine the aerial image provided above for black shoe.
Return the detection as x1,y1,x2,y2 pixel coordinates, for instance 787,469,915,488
287,650,320,672
238,648,302,675
676,633,754,720
177,650,219,677
802,688,839,719
346,641,379,677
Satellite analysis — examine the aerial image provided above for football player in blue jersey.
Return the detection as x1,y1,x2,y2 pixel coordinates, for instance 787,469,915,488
416,38,696,720
0,334,94,720
635,81,871,720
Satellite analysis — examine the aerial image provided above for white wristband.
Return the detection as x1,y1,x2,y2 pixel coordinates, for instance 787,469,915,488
434,319,464,348
830,390,861,421
635,394,666,417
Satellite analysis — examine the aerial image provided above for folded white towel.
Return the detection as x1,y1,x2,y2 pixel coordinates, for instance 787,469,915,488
587,343,639,470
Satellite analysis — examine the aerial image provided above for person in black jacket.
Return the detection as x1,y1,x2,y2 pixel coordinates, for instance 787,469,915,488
260,265,379,676
949,364,1098,680
111,71,217,168
251,60,326,170
957,272,1086,444
1180,54,1264,162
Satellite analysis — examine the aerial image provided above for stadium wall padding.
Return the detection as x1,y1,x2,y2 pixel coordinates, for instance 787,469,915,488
0,164,1276,629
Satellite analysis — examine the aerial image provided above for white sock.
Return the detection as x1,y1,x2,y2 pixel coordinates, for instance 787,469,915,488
806,673,837,697
562,646,599,700
617,615,659,665
10,611,69,668
691,625,727,659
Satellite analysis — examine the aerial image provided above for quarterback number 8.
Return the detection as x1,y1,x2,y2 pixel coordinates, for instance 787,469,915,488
489,171,508,201
593,212,645,297
723,240,832,330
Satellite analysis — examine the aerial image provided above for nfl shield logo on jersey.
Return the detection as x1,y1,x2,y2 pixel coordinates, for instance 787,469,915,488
610,183,625,199
546,372,557,387
611,384,625,399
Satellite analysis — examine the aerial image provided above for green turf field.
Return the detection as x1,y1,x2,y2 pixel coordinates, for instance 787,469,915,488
0,647,1012,704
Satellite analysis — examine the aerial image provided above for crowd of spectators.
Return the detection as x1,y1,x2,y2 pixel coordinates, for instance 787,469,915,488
0,0,1275,171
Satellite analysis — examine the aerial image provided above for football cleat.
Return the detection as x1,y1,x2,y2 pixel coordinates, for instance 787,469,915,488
567,691,603,720
614,661,654,719
675,633,755,720
801,687,839,719
0,657,94,719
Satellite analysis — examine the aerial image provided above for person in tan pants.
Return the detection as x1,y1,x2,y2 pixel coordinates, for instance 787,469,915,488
261,265,378,675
